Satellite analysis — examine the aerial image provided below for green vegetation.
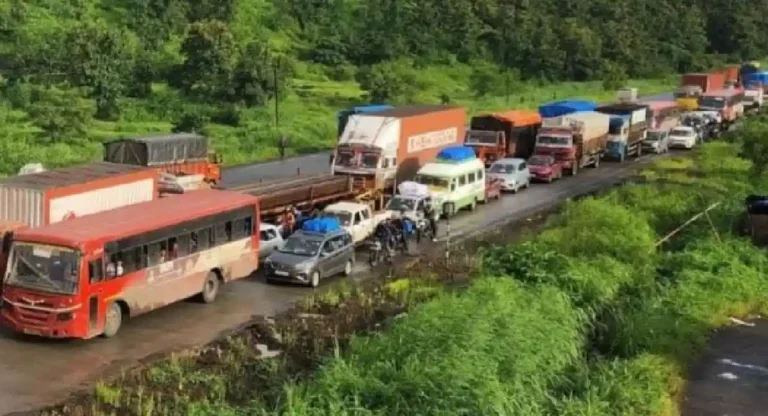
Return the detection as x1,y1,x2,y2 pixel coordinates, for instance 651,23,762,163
2,1,767,174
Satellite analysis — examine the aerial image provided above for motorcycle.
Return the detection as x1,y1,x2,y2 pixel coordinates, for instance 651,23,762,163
367,235,395,266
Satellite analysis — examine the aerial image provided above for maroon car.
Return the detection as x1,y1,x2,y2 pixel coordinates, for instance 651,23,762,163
528,154,563,183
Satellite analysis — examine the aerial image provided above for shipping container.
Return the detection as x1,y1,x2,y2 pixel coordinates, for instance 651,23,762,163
538,100,597,118
0,162,158,228
334,105,466,194
681,73,726,93
337,104,394,138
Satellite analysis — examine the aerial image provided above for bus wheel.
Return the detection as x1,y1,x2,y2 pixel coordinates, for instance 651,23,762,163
200,271,220,304
102,303,122,338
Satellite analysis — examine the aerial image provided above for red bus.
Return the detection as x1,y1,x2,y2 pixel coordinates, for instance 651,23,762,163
698,88,745,125
0,189,260,339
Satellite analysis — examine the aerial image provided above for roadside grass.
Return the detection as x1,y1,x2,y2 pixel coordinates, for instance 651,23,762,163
1,66,675,174
42,132,768,415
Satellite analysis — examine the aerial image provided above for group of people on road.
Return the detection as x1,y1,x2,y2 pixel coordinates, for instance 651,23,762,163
373,201,439,256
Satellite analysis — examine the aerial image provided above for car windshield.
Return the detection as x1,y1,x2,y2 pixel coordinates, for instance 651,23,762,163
323,211,352,227
646,132,664,141
488,163,515,173
5,243,80,295
387,197,417,212
537,135,571,146
279,236,322,256
698,96,726,109
416,175,450,188
671,128,693,137
527,156,549,166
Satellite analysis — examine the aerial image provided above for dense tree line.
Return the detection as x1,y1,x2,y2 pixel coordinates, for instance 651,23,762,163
0,0,766,134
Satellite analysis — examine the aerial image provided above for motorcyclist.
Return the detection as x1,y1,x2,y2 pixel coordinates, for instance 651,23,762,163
422,199,438,242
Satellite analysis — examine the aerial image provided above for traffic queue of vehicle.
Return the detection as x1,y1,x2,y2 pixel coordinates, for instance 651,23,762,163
0,62,763,341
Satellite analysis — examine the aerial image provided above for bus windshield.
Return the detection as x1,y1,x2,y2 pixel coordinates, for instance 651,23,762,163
416,175,450,188
698,96,726,109
5,242,80,295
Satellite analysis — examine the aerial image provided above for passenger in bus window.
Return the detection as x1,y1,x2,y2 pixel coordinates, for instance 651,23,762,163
190,232,199,252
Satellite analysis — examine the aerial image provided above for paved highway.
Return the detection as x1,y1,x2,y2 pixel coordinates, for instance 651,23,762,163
0,151,669,415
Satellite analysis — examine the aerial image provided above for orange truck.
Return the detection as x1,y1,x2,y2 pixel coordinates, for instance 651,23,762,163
464,110,542,166
103,133,222,185
676,72,727,111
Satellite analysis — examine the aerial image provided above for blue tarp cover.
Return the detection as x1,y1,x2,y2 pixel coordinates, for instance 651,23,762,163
302,217,342,233
538,100,597,118
744,72,768,86
437,146,476,162
609,116,628,128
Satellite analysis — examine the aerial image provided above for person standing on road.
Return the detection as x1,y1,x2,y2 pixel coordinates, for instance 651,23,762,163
279,135,288,160
422,201,438,242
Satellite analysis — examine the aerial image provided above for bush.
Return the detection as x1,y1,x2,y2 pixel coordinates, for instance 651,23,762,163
279,280,586,415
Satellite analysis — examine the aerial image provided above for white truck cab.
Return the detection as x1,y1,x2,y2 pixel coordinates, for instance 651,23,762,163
323,201,391,244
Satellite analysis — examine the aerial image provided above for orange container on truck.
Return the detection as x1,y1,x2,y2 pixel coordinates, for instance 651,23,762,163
333,105,466,207
464,110,542,166
535,111,611,176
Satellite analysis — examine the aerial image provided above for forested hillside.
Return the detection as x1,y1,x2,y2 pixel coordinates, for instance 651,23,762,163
0,0,766,173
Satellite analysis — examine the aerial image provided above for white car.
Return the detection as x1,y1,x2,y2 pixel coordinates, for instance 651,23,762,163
259,223,285,259
486,158,531,193
668,126,697,149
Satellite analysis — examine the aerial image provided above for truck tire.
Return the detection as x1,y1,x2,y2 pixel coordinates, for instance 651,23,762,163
570,163,578,176
636,144,642,157
593,155,600,168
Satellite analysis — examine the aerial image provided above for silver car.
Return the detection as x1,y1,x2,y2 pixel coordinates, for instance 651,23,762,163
642,129,669,154
486,158,531,193
264,229,355,287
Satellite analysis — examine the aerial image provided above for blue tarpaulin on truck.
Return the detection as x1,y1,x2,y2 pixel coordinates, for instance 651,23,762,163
302,217,342,233
437,146,476,162
538,100,597,118
743,72,768,88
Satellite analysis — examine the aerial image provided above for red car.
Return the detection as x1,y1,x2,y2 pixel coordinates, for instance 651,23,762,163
528,154,563,183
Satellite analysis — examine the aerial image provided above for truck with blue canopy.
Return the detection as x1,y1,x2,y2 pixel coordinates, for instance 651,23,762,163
538,100,597,118
595,103,650,162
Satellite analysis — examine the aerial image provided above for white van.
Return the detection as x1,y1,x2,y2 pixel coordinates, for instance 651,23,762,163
415,157,486,218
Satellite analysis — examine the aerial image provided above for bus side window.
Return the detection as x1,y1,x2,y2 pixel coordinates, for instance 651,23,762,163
89,259,103,283
176,233,190,257
215,222,230,245
198,227,212,250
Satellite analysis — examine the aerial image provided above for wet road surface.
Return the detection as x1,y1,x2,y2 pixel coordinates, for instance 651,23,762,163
0,152,666,415
682,317,768,416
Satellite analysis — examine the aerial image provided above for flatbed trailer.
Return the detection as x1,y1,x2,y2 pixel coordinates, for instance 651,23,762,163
224,174,356,218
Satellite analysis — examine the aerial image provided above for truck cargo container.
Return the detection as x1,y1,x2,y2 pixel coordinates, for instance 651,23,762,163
740,62,761,86
337,105,393,138
534,111,610,176
103,133,222,184
596,103,650,161
743,72,768,93
333,105,466,209
464,110,541,166
698,87,745,127
226,174,355,220
538,100,597,118
0,162,159,229
676,72,726,111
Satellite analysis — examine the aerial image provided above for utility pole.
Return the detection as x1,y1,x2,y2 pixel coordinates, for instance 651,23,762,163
273,57,280,130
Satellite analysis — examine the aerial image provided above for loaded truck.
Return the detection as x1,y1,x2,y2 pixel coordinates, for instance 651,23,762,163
464,110,541,166
534,111,610,176
332,105,466,210
595,103,650,161
104,133,222,185
225,174,356,222
538,100,597,118
675,72,726,111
